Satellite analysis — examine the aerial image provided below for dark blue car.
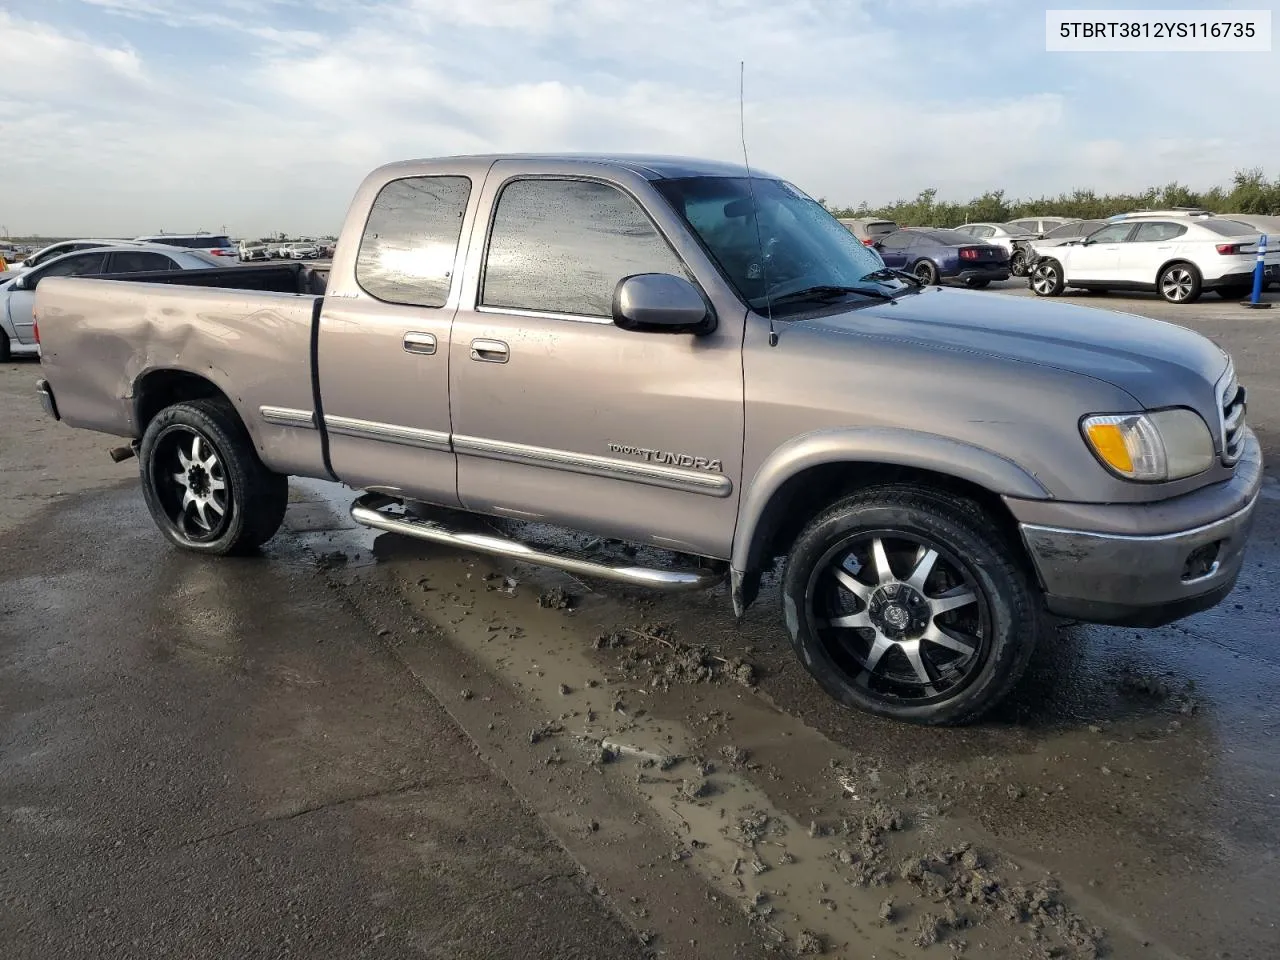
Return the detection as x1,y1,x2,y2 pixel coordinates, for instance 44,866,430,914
873,228,1010,288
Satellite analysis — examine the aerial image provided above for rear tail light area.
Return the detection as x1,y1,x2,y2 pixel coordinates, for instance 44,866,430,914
959,247,981,260
32,314,39,344
1216,243,1252,255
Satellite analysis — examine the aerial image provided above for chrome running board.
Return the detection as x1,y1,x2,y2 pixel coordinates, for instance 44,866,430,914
350,493,726,592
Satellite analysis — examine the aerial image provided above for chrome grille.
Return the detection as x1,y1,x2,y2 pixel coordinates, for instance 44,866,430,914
1219,363,1246,465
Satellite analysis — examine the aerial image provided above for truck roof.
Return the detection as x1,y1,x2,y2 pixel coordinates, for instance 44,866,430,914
371,153,779,182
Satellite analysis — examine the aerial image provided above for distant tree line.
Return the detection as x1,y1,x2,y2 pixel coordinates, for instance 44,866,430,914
827,168,1280,226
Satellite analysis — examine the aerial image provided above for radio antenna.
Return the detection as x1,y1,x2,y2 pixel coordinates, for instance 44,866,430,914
740,60,778,347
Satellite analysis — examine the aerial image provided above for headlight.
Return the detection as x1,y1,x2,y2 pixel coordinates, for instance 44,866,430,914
1082,409,1214,482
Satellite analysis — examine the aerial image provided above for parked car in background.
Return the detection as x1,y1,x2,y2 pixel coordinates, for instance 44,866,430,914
874,227,1010,287
1005,217,1076,237
837,217,899,246
1027,219,1108,254
4,238,143,275
135,233,238,259
279,242,320,260
239,241,270,262
1214,215,1280,288
951,222,1039,276
1107,208,1214,222
1028,216,1280,304
1,245,222,361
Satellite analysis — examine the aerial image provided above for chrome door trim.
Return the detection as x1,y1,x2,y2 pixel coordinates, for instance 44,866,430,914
259,406,317,428
453,434,733,498
403,331,437,355
324,414,451,451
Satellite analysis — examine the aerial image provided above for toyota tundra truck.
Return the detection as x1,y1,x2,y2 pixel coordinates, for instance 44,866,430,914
32,153,1262,725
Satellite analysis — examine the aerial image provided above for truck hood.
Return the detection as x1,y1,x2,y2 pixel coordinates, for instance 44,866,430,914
803,286,1229,408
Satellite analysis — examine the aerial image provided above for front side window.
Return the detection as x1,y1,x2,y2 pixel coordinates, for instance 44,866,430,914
653,176,889,310
356,175,472,308
1085,223,1133,244
482,178,689,317
36,252,107,282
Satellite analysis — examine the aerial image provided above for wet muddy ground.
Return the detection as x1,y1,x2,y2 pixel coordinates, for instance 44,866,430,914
3,284,1279,958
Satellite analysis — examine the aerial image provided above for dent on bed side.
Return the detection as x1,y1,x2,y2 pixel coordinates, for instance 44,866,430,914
729,427,1053,574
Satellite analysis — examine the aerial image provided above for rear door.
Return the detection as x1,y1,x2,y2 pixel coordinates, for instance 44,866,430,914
6,251,107,343
316,171,477,505
1117,221,1187,284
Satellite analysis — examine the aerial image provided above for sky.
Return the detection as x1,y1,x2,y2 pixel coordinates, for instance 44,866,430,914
1,0,1278,237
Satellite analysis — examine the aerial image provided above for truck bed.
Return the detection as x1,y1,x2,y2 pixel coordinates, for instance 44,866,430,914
36,263,332,480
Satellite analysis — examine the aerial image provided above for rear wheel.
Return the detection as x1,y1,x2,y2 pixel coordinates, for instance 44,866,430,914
1029,259,1064,296
139,398,288,555
913,260,940,285
1158,262,1202,304
780,486,1040,725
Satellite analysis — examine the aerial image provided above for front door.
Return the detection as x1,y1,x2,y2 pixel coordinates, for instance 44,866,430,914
1118,220,1187,285
1065,222,1133,281
447,163,746,559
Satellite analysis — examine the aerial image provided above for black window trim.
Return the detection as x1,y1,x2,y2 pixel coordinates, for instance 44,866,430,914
475,173,709,326
104,250,179,273
1131,221,1188,242
353,173,475,310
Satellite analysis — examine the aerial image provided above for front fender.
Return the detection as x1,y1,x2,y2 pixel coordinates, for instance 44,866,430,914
730,427,1051,573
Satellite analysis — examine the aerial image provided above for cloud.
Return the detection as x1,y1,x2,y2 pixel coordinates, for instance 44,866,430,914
3,1,1279,237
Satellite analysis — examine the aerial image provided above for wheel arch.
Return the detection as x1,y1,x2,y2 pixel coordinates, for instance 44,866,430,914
133,368,241,434
729,430,1047,614
1156,257,1200,283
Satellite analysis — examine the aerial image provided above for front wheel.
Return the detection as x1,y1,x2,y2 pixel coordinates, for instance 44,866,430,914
139,398,288,555
780,486,1040,725
1029,259,1064,296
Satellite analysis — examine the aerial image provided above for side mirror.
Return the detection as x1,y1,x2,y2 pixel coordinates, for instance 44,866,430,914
10,275,29,291
612,274,713,335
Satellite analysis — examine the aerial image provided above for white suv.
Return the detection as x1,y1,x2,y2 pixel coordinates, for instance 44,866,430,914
1028,217,1280,304
134,234,238,259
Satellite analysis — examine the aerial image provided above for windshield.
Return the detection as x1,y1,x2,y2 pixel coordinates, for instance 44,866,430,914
653,176,896,310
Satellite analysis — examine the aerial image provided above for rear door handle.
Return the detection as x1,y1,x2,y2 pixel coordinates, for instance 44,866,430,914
403,331,437,355
470,338,509,363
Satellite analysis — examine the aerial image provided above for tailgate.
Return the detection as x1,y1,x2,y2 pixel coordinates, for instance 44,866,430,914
36,276,324,476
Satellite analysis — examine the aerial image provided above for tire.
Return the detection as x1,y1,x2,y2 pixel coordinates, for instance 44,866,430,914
913,260,940,285
1029,258,1064,297
780,485,1040,726
0,334,11,363
965,279,991,289
1216,285,1251,300
138,398,288,556
1010,249,1029,277
1158,262,1202,304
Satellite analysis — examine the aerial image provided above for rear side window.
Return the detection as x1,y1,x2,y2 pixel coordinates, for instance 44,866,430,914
1132,222,1187,242
109,251,177,273
878,232,914,249
481,178,688,318
1199,219,1255,237
356,175,472,308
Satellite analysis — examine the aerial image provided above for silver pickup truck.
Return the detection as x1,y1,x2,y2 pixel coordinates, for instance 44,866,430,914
33,153,1262,725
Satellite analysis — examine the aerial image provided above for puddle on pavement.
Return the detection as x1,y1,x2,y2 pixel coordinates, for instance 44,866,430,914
289,480,1279,958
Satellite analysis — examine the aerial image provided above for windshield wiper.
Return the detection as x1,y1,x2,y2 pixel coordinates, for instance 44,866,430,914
766,284,896,306
859,268,923,288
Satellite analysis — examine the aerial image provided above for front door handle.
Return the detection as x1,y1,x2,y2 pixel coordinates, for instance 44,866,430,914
403,331,437,355
470,338,509,363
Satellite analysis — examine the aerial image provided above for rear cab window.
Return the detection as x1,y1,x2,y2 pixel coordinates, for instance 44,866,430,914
356,175,472,307
479,178,689,318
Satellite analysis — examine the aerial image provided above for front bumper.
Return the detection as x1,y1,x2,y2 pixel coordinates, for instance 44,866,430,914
1016,429,1263,627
